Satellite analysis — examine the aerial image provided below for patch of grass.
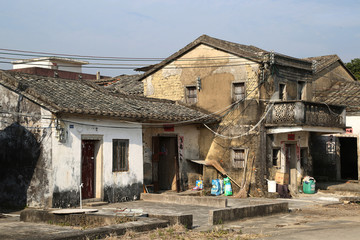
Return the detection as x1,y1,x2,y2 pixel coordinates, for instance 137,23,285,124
115,224,262,240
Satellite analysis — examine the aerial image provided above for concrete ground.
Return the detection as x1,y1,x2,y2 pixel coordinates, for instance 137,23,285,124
317,181,360,195
0,191,352,240
226,202,360,240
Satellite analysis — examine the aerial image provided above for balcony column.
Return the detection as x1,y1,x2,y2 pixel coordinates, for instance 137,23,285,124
294,102,305,124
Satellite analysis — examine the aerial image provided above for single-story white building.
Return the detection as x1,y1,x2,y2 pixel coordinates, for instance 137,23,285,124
0,70,210,208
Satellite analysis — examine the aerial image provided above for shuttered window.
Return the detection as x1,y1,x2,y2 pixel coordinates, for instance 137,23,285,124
113,139,129,172
232,148,246,168
186,86,197,104
233,82,245,102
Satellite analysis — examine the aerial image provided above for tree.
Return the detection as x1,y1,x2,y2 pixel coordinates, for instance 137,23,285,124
345,58,360,80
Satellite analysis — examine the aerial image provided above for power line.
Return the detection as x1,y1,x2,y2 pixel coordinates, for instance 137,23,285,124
0,60,260,70
0,48,257,62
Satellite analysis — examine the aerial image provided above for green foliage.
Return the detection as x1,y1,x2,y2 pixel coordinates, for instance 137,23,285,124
345,58,360,80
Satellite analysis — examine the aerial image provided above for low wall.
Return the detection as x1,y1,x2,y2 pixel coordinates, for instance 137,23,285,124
148,213,193,229
140,193,227,208
209,202,289,225
20,209,169,239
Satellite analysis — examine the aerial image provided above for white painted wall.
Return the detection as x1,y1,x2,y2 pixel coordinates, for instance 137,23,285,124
346,115,360,180
51,117,143,199
347,116,360,135
13,59,82,73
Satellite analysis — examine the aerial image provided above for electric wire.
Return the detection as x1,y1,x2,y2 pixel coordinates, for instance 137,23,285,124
0,60,260,70
0,48,255,61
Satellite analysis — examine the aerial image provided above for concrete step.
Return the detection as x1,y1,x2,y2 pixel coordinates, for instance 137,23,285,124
82,198,108,207
82,198,101,203
83,201,108,207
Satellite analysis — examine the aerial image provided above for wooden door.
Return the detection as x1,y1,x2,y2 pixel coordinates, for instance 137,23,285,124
81,140,95,199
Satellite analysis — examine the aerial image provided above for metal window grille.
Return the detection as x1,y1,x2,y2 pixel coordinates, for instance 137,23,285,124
233,149,245,168
113,139,129,172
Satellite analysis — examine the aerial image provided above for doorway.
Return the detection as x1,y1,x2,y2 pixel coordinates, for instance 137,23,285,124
340,137,358,180
152,136,179,192
285,144,297,193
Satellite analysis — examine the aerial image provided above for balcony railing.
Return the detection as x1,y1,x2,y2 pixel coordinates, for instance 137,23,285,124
265,101,346,128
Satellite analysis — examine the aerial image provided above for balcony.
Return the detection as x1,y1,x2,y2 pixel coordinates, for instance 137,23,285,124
265,101,346,129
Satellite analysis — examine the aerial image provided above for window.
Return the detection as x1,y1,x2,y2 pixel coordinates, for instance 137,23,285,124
231,148,247,168
186,86,197,104
298,81,305,100
272,148,280,166
113,139,129,172
232,82,245,102
279,83,286,100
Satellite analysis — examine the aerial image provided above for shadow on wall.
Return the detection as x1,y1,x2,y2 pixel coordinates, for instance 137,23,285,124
0,123,40,210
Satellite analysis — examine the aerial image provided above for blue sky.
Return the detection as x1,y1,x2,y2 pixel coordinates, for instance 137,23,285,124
1,0,360,76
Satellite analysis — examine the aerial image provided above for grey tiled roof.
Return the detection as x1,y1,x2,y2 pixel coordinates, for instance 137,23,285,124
314,79,360,113
138,35,313,81
304,55,340,73
0,70,214,122
104,74,144,95
304,54,357,80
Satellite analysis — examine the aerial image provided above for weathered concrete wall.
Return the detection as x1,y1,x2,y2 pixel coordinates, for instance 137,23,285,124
202,100,268,195
142,124,202,190
141,193,227,208
51,117,143,207
273,65,313,101
0,84,53,208
143,44,260,113
209,202,289,225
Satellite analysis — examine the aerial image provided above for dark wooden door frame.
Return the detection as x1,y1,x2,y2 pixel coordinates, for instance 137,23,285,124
81,140,96,199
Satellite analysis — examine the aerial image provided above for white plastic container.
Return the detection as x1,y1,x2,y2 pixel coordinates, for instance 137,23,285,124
268,180,277,193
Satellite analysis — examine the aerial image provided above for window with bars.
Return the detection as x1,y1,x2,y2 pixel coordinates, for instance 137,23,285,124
272,148,280,166
232,82,245,102
113,139,129,172
186,86,197,104
232,148,246,168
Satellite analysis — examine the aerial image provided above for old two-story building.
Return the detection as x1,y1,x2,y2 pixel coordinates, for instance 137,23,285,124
307,55,360,182
0,70,211,208
135,35,346,196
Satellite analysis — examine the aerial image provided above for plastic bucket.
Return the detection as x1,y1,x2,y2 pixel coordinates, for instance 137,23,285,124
303,179,316,194
268,180,277,193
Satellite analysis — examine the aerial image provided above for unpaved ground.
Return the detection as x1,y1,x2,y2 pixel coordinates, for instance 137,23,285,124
104,203,360,240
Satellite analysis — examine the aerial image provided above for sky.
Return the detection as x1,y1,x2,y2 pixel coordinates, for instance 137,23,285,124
1,0,360,77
